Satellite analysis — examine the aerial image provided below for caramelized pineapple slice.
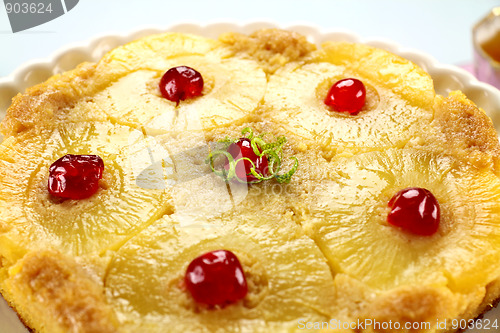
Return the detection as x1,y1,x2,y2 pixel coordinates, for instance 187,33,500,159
104,213,337,332
94,33,267,132
317,42,435,108
94,59,267,133
2,32,267,139
0,122,173,262
102,32,223,70
302,149,500,292
263,42,436,152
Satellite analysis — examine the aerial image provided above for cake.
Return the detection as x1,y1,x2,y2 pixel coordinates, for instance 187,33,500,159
1,28,500,333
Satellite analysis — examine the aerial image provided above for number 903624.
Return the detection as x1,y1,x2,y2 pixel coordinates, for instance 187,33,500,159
452,319,498,330
5,2,53,14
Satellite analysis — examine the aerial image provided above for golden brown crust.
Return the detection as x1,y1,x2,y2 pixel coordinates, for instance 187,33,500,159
364,288,450,332
333,274,500,333
431,91,500,170
474,278,500,322
219,28,316,73
2,251,119,333
2,62,98,138
1,29,500,333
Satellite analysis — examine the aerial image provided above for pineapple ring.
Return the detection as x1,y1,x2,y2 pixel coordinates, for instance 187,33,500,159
303,149,500,291
104,214,338,331
0,122,173,260
316,42,435,108
94,56,267,133
2,32,267,138
263,42,436,152
95,32,267,133
2,29,500,332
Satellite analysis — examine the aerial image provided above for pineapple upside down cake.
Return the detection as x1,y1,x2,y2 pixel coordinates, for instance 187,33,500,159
0,29,500,333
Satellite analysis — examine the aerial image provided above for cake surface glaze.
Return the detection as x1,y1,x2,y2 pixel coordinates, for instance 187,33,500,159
1,29,500,333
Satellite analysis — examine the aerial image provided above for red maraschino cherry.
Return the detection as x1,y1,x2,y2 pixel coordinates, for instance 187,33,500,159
324,78,366,114
224,138,269,182
48,154,104,200
159,66,204,104
387,187,440,236
185,250,248,306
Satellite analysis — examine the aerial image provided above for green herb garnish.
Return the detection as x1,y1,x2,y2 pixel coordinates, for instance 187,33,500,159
206,127,298,184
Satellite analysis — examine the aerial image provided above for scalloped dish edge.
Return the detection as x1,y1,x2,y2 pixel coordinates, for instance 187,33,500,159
0,22,499,333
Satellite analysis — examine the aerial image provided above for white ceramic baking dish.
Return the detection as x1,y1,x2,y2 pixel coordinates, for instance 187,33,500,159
0,22,499,333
